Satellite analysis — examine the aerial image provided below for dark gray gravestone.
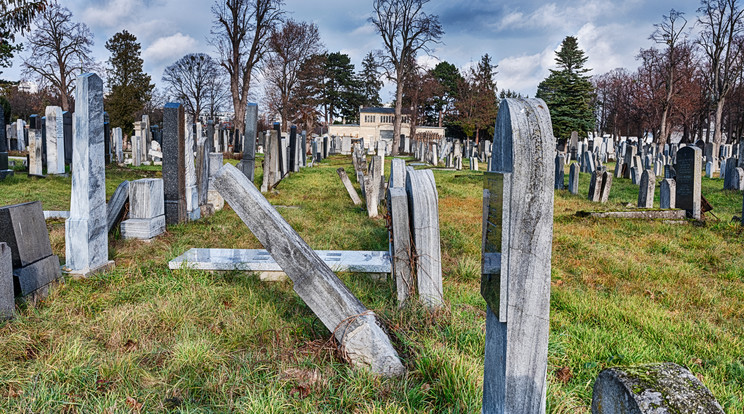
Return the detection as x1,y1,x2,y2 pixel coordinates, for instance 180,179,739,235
0,106,13,180
599,170,613,203
273,123,284,177
323,136,329,159
63,111,72,165
41,116,47,167
195,136,210,214
289,125,297,172
107,180,130,232
591,363,724,413
637,169,655,208
103,112,111,165
555,153,565,190
660,178,676,209
675,146,702,219
588,169,603,202
483,98,554,413
240,103,257,181
0,201,61,297
163,103,187,224
568,162,579,194
214,163,405,377
0,242,12,319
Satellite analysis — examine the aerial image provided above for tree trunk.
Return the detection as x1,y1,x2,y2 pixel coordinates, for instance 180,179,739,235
392,69,403,156
714,97,725,146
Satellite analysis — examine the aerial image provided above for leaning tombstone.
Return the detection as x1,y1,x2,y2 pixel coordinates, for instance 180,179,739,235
214,163,406,377
588,169,603,202
599,170,613,203
0,201,62,300
675,146,702,219
591,363,724,413
406,169,443,309
660,178,676,209
64,73,114,277
337,168,362,206
637,169,655,208
120,178,166,241
107,180,130,233
0,242,12,320
482,98,554,413
568,162,579,194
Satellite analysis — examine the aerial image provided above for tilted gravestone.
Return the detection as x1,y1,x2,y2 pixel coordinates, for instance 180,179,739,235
337,168,362,206
214,163,405,377
675,146,702,219
406,168,443,309
106,180,130,233
121,178,166,240
0,201,61,299
637,169,655,208
64,73,113,277
599,170,613,203
482,98,554,413
588,168,604,202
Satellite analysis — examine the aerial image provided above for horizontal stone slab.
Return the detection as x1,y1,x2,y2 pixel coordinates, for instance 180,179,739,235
169,248,391,274
576,209,686,220
44,210,70,220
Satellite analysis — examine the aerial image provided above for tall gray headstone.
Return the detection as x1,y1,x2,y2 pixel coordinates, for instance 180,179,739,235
675,146,702,219
241,103,258,181
388,186,413,306
45,106,65,174
406,169,442,309
0,242,12,320
483,98,554,413
660,178,676,209
0,106,13,179
184,115,200,221
599,170,613,203
568,163,579,194
64,73,112,277
114,127,123,164
163,103,187,224
637,169,655,208
555,153,565,190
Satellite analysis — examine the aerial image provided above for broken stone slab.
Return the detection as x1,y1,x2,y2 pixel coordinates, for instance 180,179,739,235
168,248,391,274
106,180,130,233
591,363,724,413
577,209,686,220
337,168,362,206
213,163,405,377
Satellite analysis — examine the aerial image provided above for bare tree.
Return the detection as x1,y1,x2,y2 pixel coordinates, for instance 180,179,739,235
162,53,224,120
370,0,443,155
650,9,689,149
697,0,744,145
21,4,97,111
263,19,323,131
211,0,283,134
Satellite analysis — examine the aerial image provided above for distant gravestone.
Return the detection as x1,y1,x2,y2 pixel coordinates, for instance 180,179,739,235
208,152,225,211
734,167,744,191
568,163,579,194
45,106,65,175
599,170,613,203
64,73,113,277
184,115,200,221
676,146,702,219
588,169,603,202
0,106,13,180
660,178,676,209
555,153,565,189
637,169,655,208
62,111,73,165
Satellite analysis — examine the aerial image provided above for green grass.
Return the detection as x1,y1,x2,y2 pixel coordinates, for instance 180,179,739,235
0,156,742,412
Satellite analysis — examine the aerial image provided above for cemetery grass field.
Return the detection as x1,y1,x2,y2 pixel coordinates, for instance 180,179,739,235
1,156,743,413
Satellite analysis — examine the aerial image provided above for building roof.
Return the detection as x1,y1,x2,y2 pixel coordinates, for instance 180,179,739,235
360,107,412,115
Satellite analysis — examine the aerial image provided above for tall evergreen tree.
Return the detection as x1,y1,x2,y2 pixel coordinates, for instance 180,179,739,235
359,52,382,107
105,30,154,135
431,61,462,127
536,36,595,139
322,52,363,124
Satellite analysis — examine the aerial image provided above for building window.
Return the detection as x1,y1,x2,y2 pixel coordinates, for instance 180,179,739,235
381,115,393,123
364,115,375,123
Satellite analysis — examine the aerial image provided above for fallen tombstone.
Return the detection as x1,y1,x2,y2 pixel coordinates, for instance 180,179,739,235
336,168,362,206
591,363,724,413
213,163,405,377
121,178,166,241
107,180,130,232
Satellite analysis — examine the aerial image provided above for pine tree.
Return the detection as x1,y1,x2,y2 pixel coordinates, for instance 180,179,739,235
105,30,154,135
536,36,595,139
360,52,382,107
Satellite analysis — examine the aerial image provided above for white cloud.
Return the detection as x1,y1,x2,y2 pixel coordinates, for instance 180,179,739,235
81,0,144,28
495,46,555,95
142,33,199,65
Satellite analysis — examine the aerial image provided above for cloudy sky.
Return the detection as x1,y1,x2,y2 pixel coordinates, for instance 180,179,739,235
5,0,699,102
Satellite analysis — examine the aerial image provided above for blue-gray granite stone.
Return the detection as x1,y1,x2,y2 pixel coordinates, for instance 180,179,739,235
0,242,13,320
0,201,53,267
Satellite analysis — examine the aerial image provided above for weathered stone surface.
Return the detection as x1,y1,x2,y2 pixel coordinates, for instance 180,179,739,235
0,242,13,320
213,163,405,377
406,169,442,309
600,171,613,203
660,178,676,209
579,209,686,220
13,254,61,297
337,168,362,206
389,158,407,188
241,103,258,181
589,169,603,202
591,363,724,414
121,216,166,240
675,146,702,219
0,201,53,267
555,153,565,189
637,169,655,208
569,162,579,194
106,180,129,233
388,187,413,306
483,98,554,414
129,178,164,219
208,152,225,211
195,136,210,211
163,103,187,224
45,106,65,174
65,73,111,276
184,115,200,221
169,248,391,274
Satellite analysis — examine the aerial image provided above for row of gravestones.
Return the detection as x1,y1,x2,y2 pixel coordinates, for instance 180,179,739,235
413,137,465,169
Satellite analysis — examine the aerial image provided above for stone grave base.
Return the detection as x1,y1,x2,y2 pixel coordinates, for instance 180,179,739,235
577,209,686,220
63,260,115,279
14,255,62,297
121,216,165,240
